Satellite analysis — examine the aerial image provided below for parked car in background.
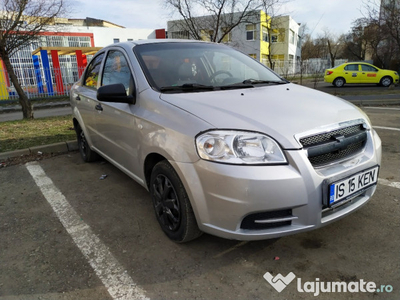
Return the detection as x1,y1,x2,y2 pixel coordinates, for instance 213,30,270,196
324,62,399,87
70,40,382,243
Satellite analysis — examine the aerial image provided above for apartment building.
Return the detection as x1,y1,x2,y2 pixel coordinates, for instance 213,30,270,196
167,10,301,73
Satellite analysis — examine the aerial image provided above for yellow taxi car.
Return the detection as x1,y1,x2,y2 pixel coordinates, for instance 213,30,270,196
324,62,399,87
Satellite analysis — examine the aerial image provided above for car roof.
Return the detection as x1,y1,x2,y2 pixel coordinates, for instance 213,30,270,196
102,39,215,51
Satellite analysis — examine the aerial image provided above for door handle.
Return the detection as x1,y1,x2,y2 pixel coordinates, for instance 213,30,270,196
75,95,81,101
95,104,103,111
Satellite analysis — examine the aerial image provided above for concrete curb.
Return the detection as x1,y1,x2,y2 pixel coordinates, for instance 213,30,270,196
0,140,78,161
0,101,70,114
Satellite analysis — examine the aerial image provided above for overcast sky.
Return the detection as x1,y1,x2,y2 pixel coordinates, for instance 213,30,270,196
71,0,373,37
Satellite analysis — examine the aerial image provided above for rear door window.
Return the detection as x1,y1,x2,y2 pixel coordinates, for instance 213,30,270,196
344,64,359,71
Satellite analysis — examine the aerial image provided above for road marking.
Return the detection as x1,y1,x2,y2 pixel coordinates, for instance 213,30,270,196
379,178,400,189
213,241,248,258
363,106,400,111
26,162,149,300
373,126,400,132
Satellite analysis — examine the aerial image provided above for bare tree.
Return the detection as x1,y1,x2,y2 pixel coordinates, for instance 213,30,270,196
0,0,68,119
321,29,345,67
165,0,263,43
260,0,290,70
362,0,400,70
342,18,369,61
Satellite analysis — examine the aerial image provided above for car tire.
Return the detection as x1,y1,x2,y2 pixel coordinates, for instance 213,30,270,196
150,160,202,243
333,77,345,87
380,76,392,87
76,125,100,162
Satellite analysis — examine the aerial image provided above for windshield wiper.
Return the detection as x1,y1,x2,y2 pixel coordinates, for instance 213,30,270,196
160,83,215,92
242,79,288,85
219,83,255,90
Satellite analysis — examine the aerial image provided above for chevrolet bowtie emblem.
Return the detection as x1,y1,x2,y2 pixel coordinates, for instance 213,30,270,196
332,135,345,143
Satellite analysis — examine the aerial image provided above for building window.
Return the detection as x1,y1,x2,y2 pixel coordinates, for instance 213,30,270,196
261,54,269,66
221,28,232,43
289,29,295,44
271,29,286,43
271,54,285,68
246,24,256,40
262,26,269,42
201,30,214,41
170,30,189,39
113,38,120,43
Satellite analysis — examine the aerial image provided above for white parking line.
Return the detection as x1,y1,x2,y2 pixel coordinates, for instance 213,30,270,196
373,126,400,132
363,107,400,111
26,162,149,300
379,178,400,189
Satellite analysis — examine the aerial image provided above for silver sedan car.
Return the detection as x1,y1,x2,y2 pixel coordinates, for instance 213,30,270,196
70,40,382,243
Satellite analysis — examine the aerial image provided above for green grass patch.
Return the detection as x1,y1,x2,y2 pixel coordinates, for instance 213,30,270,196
0,115,76,153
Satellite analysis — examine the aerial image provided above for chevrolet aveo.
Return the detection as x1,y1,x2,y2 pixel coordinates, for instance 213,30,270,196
70,40,382,243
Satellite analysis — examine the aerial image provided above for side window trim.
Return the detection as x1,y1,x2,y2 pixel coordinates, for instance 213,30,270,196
83,52,105,90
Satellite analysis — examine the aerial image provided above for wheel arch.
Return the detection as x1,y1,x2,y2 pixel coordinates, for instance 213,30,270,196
144,153,168,190
72,113,95,150
380,75,393,87
333,77,346,87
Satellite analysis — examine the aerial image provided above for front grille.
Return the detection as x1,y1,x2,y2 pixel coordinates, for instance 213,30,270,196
300,124,367,167
300,124,363,147
240,209,293,230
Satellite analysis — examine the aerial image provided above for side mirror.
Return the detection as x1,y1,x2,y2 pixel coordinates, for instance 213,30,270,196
97,83,135,104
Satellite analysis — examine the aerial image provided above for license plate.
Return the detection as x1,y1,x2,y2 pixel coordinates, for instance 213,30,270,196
328,166,379,206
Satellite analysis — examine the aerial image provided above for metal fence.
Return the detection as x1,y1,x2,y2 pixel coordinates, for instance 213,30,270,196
264,59,348,77
0,66,85,100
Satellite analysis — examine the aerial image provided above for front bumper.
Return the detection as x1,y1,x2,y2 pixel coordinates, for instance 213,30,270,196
171,130,382,241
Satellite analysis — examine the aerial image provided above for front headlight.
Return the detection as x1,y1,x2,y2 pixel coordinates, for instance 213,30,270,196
196,130,287,164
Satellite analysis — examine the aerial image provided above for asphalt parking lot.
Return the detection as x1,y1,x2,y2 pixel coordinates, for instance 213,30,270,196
0,106,399,300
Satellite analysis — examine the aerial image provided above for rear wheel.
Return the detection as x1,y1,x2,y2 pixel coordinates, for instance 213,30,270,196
380,76,392,87
76,125,100,162
333,77,345,87
150,160,202,243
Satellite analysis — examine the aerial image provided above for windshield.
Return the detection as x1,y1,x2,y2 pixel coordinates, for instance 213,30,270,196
133,42,286,93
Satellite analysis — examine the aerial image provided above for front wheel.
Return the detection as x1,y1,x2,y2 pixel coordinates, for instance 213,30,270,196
150,160,202,243
333,77,345,87
380,76,392,87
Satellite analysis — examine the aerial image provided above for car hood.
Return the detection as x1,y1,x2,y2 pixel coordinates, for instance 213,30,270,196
159,83,368,149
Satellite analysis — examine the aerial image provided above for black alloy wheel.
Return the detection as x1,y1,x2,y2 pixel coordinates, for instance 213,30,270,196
150,160,202,243
152,174,181,232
